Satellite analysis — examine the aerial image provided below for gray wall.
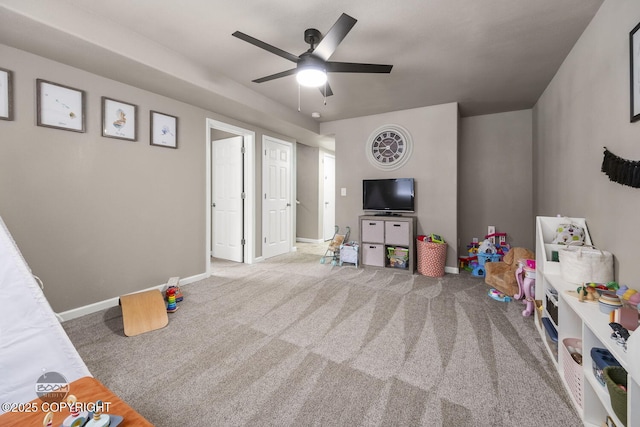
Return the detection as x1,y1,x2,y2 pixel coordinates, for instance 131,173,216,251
0,44,298,311
321,103,459,267
534,0,640,283
459,110,534,253
296,143,321,240
295,144,336,241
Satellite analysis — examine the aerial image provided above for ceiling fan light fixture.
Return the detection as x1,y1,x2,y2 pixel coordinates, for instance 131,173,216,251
296,67,327,87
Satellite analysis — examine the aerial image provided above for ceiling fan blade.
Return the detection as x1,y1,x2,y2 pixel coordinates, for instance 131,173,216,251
325,61,393,74
232,31,299,63
312,13,357,61
319,82,334,97
252,68,297,83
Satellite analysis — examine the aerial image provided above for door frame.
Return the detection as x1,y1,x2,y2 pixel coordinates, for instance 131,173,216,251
206,118,255,275
322,152,336,241
261,135,296,259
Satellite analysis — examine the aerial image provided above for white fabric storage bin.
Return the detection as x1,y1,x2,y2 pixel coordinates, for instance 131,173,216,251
559,244,613,284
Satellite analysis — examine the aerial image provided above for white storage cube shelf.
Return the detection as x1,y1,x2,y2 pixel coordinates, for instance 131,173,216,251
535,216,592,287
535,216,638,427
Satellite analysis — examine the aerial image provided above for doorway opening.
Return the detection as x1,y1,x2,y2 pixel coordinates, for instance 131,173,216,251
322,153,336,241
206,119,255,276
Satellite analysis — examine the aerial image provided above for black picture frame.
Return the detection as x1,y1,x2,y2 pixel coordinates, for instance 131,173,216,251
0,67,13,121
150,110,178,149
101,97,138,141
630,21,640,122
36,79,86,132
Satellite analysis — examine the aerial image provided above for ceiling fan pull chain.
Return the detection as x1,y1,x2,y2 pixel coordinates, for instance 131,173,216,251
298,84,301,112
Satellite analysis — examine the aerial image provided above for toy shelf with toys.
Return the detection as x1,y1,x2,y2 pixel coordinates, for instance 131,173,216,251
535,216,639,427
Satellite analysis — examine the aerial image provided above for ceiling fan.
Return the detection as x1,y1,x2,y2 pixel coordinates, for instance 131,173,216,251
232,13,393,97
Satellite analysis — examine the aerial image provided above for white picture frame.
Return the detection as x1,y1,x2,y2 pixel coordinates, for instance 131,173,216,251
102,97,137,141
0,67,13,121
150,110,178,149
36,79,85,132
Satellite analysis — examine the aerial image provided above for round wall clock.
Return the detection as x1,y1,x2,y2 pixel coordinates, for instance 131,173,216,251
365,125,413,171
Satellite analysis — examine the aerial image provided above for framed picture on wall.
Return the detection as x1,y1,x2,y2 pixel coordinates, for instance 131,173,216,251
102,97,137,141
0,67,13,121
630,21,640,122
150,110,178,149
36,79,86,132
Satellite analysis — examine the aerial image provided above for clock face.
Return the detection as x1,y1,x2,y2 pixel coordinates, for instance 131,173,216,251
372,131,405,163
366,125,412,170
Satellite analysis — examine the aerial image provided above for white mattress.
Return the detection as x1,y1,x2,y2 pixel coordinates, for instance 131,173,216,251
0,216,90,412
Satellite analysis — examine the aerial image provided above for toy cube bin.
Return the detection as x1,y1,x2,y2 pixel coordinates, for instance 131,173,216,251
362,244,384,267
388,255,408,269
545,288,559,327
590,347,621,387
542,317,558,362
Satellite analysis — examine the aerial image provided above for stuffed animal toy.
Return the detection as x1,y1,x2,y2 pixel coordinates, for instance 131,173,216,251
552,223,585,245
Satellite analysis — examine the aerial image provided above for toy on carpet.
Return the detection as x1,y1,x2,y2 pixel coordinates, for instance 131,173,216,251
166,276,183,302
488,288,511,302
320,225,350,265
472,239,502,277
166,287,178,313
458,255,477,271
471,260,485,277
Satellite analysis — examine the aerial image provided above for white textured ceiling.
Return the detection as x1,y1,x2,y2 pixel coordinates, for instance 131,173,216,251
0,0,603,145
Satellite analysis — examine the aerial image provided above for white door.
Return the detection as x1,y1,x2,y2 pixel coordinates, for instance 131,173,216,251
323,154,336,241
262,136,292,259
212,136,243,262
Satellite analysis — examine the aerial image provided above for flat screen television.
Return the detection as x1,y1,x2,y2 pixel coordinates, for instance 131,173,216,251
362,178,414,213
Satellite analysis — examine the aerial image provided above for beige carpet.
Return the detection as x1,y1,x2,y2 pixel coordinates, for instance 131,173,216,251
63,246,579,426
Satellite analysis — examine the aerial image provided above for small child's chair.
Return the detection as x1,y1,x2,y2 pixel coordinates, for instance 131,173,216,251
484,247,535,297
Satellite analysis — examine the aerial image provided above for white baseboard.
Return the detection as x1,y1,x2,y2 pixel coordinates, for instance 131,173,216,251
296,237,324,243
445,266,460,274
56,272,208,322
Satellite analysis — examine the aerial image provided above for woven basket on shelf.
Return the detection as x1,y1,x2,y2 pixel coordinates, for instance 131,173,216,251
603,366,628,425
561,338,583,408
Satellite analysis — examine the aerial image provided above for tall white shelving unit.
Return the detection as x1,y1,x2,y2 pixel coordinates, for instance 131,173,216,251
535,216,639,427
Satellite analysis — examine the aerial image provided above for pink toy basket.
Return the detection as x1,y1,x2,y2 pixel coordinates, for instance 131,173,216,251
417,240,447,277
561,338,583,408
